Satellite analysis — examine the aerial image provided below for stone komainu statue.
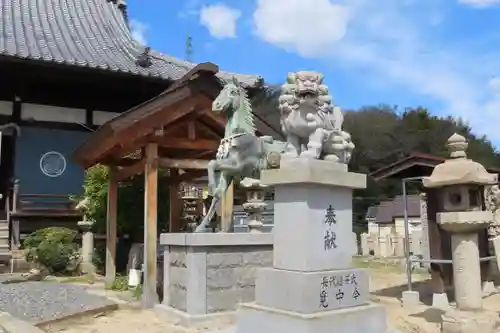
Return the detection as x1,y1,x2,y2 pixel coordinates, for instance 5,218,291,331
278,71,354,163
485,184,500,238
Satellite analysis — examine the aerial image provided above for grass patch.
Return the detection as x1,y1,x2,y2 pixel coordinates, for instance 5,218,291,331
105,275,129,291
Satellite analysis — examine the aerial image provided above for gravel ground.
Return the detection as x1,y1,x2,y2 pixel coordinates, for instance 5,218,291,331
0,282,116,324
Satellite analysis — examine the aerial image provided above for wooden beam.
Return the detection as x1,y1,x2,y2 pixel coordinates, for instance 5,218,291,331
176,170,207,183
158,158,209,170
220,181,234,232
112,159,146,182
81,93,211,167
143,143,159,308
169,169,181,232
196,120,222,139
187,121,196,140
105,166,118,285
152,137,219,150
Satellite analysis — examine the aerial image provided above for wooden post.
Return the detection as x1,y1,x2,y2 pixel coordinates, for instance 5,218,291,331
105,167,118,285
168,169,181,232
143,143,159,308
220,181,234,232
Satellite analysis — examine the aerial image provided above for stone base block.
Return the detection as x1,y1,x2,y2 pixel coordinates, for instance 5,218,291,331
401,290,420,308
154,304,235,329
482,281,496,297
255,267,369,314
432,293,450,310
441,309,498,333
235,302,386,333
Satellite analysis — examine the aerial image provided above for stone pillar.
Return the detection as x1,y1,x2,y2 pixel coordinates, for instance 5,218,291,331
361,233,369,256
352,232,358,255
451,232,482,310
378,235,387,257
370,232,379,255
411,230,422,255
234,159,386,333
394,235,405,257
77,220,95,274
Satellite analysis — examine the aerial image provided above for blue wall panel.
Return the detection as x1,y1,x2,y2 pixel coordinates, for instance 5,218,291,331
14,127,89,195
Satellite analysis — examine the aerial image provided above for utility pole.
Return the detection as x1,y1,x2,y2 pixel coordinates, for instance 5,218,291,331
185,35,193,62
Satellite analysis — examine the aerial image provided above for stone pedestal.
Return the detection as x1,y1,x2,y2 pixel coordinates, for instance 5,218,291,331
234,159,386,333
77,220,95,274
437,211,492,311
155,233,273,328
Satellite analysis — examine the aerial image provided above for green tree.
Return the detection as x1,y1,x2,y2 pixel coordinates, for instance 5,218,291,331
79,165,170,242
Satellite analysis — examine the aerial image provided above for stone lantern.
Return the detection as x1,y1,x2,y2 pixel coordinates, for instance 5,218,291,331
423,133,498,332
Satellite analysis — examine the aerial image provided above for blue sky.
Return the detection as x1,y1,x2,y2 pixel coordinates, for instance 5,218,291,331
127,0,500,145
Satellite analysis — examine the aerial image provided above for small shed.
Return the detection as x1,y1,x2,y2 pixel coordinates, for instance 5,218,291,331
73,62,239,307
370,153,500,292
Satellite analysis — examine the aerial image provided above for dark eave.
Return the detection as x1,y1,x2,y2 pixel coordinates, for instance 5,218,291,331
0,0,262,88
370,152,500,181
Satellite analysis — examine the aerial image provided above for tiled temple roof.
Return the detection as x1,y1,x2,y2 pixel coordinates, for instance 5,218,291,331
371,195,421,224
0,0,262,87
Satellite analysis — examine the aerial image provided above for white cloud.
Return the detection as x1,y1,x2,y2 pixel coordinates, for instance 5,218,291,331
252,0,500,143
199,4,241,39
458,0,500,8
130,19,148,45
253,0,350,57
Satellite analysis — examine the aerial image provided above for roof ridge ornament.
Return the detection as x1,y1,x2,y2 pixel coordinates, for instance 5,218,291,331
447,132,468,159
136,47,152,68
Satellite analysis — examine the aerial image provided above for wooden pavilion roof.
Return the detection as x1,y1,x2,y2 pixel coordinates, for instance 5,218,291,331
73,62,229,175
370,152,500,181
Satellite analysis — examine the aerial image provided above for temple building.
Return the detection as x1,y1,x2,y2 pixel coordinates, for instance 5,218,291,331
0,0,274,259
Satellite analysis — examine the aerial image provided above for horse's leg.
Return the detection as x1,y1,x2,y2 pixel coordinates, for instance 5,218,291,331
195,196,221,232
207,160,218,195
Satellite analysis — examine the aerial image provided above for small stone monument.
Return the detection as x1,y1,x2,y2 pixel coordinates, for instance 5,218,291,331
233,72,386,333
76,197,95,275
240,177,268,233
423,133,498,332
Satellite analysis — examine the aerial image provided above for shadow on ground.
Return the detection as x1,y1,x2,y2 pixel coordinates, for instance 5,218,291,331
372,280,455,306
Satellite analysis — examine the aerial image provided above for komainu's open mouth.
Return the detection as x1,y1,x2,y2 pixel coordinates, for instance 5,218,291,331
298,91,317,100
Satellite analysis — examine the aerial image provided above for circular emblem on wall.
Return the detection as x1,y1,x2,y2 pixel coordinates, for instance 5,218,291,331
39,151,67,177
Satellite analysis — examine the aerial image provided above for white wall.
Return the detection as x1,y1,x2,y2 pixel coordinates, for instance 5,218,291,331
0,101,13,116
21,103,86,124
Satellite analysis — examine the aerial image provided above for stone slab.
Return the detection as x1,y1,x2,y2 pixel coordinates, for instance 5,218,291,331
261,159,366,189
154,304,235,329
401,291,420,308
160,233,273,246
234,302,386,333
0,312,45,333
255,267,369,314
272,183,355,271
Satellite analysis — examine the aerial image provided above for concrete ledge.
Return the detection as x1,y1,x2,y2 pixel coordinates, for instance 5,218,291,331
155,304,236,329
260,159,366,189
36,302,119,326
0,312,45,333
160,232,273,246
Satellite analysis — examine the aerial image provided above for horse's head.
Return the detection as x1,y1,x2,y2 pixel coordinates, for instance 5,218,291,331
213,77,243,116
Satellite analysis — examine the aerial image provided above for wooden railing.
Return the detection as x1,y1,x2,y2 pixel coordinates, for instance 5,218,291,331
8,180,82,250
10,180,79,217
